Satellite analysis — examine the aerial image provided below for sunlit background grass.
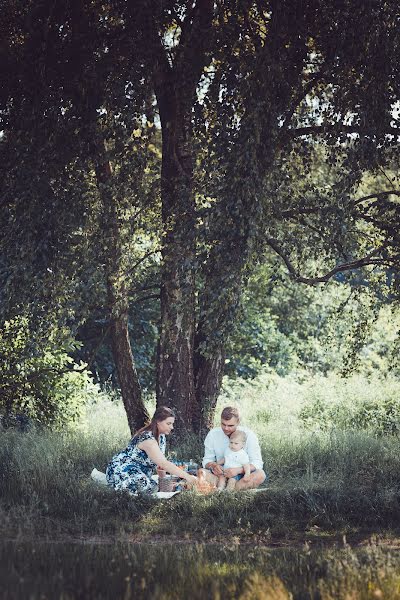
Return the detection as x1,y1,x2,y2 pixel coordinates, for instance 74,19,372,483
1,371,400,539
2,371,400,598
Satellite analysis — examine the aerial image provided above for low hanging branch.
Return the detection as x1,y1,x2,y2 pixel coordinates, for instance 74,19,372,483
290,124,400,139
352,190,400,206
279,190,400,219
266,237,397,285
125,249,160,279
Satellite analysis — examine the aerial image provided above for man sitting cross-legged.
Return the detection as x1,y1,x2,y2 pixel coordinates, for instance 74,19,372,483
201,406,266,491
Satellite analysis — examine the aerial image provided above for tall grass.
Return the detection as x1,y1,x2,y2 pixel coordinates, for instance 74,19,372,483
1,373,400,539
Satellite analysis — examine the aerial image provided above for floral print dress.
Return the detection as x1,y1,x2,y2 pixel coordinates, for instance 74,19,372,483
106,431,166,495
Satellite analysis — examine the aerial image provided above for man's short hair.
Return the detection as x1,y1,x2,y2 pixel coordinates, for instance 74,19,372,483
221,406,240,421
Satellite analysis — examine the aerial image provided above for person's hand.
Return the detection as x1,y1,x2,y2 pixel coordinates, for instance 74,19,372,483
209,463,224,476
184,473,198,489
223,467,242,479
157,466,166,478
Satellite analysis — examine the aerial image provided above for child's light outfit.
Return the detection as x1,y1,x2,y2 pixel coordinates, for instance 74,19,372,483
223,447,251,481
223,447,250,470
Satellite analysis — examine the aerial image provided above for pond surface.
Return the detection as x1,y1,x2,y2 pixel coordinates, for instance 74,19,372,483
2,540,400,599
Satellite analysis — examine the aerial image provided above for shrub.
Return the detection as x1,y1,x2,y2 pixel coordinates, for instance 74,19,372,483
0,316,100,428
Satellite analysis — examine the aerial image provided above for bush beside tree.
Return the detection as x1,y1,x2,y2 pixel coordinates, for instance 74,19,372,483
0,316,99,428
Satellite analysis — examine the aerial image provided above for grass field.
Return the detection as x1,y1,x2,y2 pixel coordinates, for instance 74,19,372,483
2,371,400,598
1,371,400,540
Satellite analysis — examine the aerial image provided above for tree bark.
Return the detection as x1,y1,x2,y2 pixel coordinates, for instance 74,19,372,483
155,93,197,435
193,328,225,435
95,144,149,434
108,297,149,435
149,1,214,437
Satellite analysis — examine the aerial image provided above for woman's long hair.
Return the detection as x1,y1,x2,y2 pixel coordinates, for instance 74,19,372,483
134,406,175,443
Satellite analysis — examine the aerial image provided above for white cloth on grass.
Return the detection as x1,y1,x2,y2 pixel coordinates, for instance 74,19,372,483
91,468,108,485
90,468,179,499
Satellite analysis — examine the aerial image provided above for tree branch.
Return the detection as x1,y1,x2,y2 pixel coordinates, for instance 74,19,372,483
289,124,400,139
279,204,328,218
126,249,159,277
353,190,400,206
143,6,173,93
130,283,160,295
131,293,160,304
378,166,398,187
173,0,214,96
281,67,328,130
278,190,400,219
266,237,394,285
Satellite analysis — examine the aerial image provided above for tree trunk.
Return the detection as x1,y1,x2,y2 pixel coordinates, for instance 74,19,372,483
95,146,149,434
192,230,247,433
193,328,225,435
149,1,214,436
156,98,196,436
109,304,149,435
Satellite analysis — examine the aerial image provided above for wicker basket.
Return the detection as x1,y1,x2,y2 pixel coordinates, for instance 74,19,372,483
158,475,184,492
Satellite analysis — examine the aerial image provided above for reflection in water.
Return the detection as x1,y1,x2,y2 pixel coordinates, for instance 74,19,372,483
1,541,400,599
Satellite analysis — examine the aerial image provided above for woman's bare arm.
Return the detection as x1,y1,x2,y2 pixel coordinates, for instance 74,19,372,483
139,439,197,482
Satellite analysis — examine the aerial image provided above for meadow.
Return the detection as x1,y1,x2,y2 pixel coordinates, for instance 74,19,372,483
2,371,400,598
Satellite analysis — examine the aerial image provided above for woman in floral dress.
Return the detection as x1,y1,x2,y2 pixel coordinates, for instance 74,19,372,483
106,406,197,495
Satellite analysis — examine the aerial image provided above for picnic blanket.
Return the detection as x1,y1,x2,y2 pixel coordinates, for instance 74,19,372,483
90,468,180,499
91,468,265,497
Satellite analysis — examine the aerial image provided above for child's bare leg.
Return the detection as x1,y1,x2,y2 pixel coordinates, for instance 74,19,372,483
217,475,226,490
226,477,237,491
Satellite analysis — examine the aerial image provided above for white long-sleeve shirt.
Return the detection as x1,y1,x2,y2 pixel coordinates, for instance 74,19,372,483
202,426,263,470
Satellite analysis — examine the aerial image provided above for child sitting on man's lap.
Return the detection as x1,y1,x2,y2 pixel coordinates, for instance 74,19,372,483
217,430,251,491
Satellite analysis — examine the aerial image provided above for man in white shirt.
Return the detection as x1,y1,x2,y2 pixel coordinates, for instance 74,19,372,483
202,406,266,490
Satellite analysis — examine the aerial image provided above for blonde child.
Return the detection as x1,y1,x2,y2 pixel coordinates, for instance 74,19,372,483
216,430,251,491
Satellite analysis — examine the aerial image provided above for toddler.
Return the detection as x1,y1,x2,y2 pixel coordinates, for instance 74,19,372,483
217,430,251,491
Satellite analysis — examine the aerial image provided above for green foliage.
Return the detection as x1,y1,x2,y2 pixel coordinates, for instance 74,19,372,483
1,0,400,433
218,369,400,501
78,296,160,393
219,369,400,439
225,262,400,380
0,316,99,428
225,268,298,378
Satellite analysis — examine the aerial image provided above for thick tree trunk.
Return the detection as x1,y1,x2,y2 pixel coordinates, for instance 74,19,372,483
156,104,196,435
193,329,225,435
149,1,214,436
95,150,149,434
192,241,245,433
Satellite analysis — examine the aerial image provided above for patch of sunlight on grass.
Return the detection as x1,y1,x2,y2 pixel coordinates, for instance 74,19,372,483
239,574,292,600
